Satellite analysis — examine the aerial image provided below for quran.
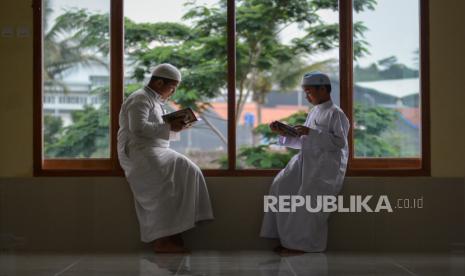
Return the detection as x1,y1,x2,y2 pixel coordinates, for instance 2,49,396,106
274,121,299,137
162,108,198,125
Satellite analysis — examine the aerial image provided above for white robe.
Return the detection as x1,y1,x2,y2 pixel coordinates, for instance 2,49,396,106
117,86,214,242
260,100,350,252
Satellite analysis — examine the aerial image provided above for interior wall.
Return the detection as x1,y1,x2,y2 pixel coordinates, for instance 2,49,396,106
0,0,464,177
429,0,465,177
1,177,463,252
0,0,34,177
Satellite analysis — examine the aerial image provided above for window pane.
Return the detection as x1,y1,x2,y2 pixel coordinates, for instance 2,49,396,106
43,0,110,158
235,0,340,169
353,0,421,158
124,0,228,169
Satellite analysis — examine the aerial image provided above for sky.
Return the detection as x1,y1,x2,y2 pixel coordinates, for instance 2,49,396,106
47,0,420,82
354,0,419,68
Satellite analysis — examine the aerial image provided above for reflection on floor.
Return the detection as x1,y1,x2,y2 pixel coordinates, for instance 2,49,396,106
1,251,464,275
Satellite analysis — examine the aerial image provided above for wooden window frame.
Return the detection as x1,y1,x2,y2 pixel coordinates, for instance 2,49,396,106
33,0,430,177
342,0,430,176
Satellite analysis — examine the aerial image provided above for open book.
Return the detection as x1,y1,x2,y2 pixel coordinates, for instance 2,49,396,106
162,107,198,125
274,121,299,137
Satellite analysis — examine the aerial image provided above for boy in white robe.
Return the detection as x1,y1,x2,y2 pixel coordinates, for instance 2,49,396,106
118,64,214,253
260,71,350,254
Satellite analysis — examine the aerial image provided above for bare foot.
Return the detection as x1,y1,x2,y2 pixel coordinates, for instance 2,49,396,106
279,247,306,256
273,245,284,253
171,234,184,247
153,237,190,254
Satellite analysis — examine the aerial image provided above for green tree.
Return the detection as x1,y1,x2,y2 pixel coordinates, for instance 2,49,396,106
44,1,108,89
353,103,399,157
44,0,377,161
129,0,376,129
354,55,419,82
43,0,109,158
45,87,110,158
44,114,63,146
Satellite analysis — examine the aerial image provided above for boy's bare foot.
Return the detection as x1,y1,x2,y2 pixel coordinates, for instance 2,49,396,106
171,234,184,247
153,237,190,254
273,245,284,253
279,247,306,256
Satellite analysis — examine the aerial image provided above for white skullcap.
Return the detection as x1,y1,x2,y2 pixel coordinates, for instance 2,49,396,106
301,71,331,86
151,63,182,82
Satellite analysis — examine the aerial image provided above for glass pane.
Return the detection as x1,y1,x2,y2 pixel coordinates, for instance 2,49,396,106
43,0,111,158
235,0,340,169
353,0,421,158
124,0,228,169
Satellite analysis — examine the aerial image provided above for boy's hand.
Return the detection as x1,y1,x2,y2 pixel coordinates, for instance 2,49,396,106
295,125,310,136
269,121,287,136
170,118,187,132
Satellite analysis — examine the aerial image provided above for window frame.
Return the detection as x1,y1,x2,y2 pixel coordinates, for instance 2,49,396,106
342,0,430,176
33,0,430,177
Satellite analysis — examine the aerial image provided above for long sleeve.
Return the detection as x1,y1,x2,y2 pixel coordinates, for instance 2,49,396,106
303,111,349,151
278,135,303,149
127,99,171,141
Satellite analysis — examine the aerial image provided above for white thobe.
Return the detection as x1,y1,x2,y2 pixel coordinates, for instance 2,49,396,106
117,86,214,242
260,100,350,252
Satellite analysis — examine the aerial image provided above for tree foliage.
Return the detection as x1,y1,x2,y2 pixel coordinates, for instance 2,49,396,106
44,4,108,89
124,0,376,121
45,87,110,158
354,56,419,82
353,103,399,157
44,0,393,163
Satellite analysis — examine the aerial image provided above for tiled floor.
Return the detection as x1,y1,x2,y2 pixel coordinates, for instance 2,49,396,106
0,251,464,275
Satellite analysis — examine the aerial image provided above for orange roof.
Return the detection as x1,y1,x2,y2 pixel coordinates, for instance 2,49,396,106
209,102,308,127
397,107,420,127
